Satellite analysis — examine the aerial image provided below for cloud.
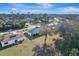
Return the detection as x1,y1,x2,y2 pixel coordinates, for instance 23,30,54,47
31,10,47,13
23,10,48,14
11,3,25,7
58,7,79,12
36,3,53,8
12,8,17,11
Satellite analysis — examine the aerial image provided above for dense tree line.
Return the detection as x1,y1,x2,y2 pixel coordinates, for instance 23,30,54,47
55,20,79,56
0,13,51,32
0,13,79,32
0,19,26,32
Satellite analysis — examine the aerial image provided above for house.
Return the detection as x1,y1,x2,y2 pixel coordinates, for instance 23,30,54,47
27,25,40,30
24,23,31,28
27,26,36,30
25,26,45,38
12,30,23,35
0,35,24,48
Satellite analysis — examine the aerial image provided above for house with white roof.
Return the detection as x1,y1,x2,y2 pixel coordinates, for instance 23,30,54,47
25,26,45,38
0,35,24,48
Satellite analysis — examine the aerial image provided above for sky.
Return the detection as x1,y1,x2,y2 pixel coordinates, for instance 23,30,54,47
0,3,79,14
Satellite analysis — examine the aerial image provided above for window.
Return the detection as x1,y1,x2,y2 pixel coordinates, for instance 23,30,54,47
4,42,8,44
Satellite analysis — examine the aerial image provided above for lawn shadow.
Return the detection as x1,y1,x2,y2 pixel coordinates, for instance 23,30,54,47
32,44,54,56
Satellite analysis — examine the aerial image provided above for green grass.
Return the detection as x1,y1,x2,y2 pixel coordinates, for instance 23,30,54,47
0,33,13,38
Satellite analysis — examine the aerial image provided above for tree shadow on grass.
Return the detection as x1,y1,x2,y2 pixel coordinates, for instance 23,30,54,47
32,44,55,56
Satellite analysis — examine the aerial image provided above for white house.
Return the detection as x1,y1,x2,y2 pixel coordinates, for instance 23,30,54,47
0,35,24,48
24,23,31,28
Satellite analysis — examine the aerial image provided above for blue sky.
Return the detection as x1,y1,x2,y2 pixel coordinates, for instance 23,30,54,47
0,3,79,14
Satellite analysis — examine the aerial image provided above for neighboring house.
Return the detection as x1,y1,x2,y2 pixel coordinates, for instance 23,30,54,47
27,26,36,30
12,31,17,34
0,35,24,48
47,23,59,30
12,30,23,35
26,18,34,23
24,23,31,28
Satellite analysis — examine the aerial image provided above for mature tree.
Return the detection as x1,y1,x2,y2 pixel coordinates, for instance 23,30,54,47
55,20,79,56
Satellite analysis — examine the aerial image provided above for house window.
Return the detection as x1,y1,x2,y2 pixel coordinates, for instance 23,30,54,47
4,42,8,44
32,33,39,36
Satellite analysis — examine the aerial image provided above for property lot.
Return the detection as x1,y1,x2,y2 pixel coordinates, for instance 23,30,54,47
0,35,54,56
